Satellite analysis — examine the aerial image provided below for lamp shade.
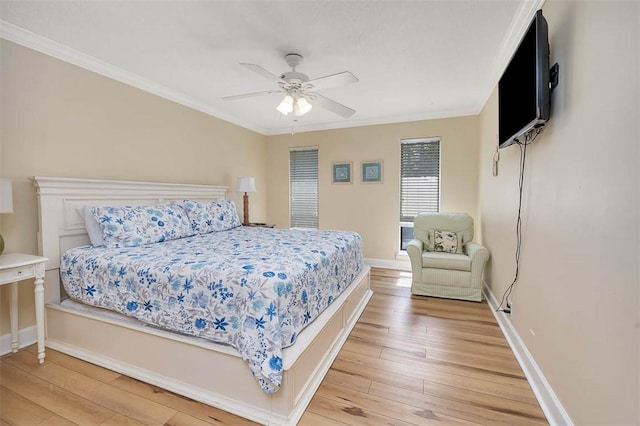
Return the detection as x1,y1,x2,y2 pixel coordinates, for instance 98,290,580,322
236,177,256,193
276,95,294,115
0,179,13,214
294,97,313,116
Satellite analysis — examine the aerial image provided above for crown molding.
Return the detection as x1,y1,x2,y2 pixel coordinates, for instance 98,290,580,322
0,20,268,135
1,3,538,138
478,0,546,113
264,106,479,136
289,0,548,137
1,19,471,137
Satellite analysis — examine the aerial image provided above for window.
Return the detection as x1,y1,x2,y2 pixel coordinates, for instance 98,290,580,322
400,137,440,250
289,147,319,229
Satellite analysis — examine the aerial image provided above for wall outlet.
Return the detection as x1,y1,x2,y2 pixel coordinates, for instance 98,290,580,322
506,300,512,316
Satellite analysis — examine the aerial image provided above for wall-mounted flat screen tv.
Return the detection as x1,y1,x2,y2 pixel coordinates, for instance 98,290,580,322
498,10,550,148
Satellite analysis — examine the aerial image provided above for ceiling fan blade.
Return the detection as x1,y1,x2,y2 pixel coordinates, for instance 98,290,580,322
222,90,284,100
240,63,282,82
312,93,356,118
307,71,359,91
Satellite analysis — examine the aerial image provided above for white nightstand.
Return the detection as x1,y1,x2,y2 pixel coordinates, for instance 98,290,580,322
0,253,48,363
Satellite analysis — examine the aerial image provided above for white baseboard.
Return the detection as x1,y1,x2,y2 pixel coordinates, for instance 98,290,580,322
483,284,573,426
0,325,37,356
364,257,411,271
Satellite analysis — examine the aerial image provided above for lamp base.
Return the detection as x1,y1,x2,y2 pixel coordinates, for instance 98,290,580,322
0,232,4,256
243,193,250,226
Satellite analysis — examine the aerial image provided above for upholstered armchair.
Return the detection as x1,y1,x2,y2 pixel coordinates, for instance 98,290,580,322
407,212,489,302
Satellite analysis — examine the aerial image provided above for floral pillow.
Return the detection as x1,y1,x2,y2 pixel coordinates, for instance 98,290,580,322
178,200,242,234
428,229,464,254
91,204,194,248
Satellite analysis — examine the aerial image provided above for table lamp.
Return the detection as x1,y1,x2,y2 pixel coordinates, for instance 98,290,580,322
236,177,256,226
0,178,14,255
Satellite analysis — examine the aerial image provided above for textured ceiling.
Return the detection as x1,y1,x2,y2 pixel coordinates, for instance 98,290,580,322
0,1,540,135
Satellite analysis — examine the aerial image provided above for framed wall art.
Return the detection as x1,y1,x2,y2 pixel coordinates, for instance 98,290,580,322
332,162,352,184
361,161,383,183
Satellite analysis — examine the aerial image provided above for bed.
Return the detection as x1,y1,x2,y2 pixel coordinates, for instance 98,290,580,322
32,176,372,425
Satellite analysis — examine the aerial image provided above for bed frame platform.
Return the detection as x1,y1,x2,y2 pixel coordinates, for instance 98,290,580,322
32,176,372,426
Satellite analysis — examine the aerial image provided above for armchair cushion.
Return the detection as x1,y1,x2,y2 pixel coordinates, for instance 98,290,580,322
421,252,470,271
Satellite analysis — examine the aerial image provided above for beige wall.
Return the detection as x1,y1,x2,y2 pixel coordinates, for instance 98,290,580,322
4,2,639,419
266,117,479,260
478,1,639,423
0,40,267,335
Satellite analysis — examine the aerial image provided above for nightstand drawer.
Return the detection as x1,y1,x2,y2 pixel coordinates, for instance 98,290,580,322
0,265,36,285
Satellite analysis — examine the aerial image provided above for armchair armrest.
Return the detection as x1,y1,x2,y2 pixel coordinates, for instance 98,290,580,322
464,241,490,289
464,241,488,261
406,239,424,281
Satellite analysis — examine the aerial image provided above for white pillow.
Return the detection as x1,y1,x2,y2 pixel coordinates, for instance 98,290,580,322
81,206,105,246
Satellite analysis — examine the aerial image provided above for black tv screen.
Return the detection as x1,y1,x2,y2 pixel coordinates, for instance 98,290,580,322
498,10,550,148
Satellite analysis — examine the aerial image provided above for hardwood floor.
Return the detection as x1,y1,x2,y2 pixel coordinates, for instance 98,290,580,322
0,268,547,425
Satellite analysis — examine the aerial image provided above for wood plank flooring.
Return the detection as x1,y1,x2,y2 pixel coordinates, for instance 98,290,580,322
0,268,547,425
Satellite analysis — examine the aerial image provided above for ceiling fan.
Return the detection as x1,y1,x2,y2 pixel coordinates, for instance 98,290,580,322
222,53,358,118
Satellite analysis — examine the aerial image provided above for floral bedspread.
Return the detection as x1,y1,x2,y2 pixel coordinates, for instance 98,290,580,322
60,227,362,393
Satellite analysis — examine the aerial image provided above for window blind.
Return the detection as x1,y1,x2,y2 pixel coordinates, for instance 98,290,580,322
289,147,319,229
400,138,440,222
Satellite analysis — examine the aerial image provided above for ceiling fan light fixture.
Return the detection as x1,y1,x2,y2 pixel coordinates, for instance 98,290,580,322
276,94,294,115
294,96,313,116
228,53,357,119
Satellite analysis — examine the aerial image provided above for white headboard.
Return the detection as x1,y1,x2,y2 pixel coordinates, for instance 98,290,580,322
31,176,228,304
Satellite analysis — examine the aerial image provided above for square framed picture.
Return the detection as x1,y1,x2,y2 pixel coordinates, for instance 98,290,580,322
332,162,352,184
361,161,383,183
